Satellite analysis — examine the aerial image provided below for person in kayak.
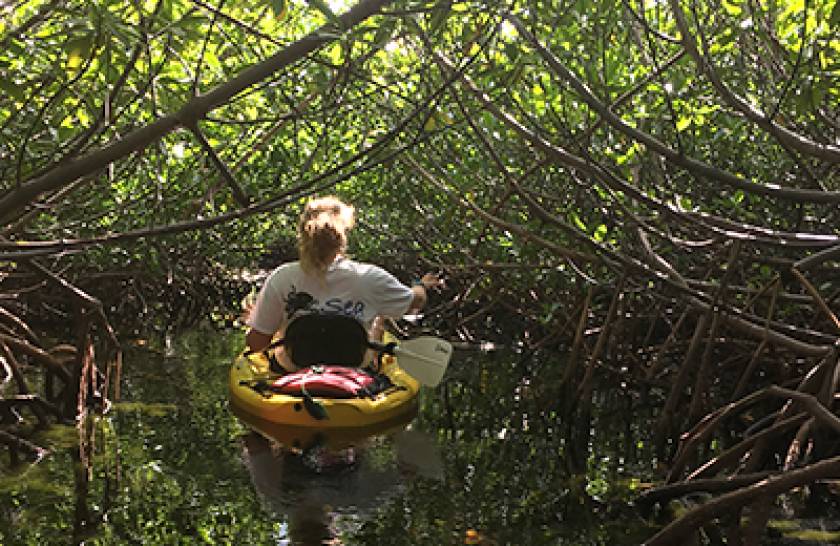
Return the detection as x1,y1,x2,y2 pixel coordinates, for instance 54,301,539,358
245,195,441,372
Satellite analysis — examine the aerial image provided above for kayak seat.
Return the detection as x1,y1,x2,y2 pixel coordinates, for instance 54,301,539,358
284,313,369,368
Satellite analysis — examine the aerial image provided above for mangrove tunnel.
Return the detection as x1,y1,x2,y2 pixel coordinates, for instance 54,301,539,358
1,0,839,544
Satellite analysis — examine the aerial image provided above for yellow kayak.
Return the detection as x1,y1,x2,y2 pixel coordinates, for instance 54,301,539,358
229,333,420,429
231,403,417,451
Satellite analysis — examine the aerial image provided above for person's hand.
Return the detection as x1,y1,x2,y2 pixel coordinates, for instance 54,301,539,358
419,272,444,291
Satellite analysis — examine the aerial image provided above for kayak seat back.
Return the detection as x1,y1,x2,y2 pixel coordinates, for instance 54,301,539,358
284,313,368,368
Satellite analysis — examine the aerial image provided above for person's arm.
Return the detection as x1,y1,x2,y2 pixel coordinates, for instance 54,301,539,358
408,272,443,313
367,266,442,319
370,315,386,342
245,268,286,352
246,329,273,353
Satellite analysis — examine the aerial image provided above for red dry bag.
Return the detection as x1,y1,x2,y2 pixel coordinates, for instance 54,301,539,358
270,366,377,399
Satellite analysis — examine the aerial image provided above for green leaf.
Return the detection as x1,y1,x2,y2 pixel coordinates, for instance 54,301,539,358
325,42,343,65
203,49,222,70
428,3,451,35
423,113,438,132
65,35,94,71
721,0,742,16
307,0,341,25
809,81,826,107
676,117,691,132
0,78,24,100
372,21,394,47
76,107,91,127
593,224,608,242
270,0,287,19
830,0,840,26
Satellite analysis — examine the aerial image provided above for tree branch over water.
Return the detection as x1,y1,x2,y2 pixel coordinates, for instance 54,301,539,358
1,1,838,541
0,0,395,220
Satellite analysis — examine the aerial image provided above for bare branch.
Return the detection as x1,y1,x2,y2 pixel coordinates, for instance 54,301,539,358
645,455,840,546
188,123,251,206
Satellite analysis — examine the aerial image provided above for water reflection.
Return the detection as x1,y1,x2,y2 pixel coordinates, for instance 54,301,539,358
0,329,664,545
241,425,443,545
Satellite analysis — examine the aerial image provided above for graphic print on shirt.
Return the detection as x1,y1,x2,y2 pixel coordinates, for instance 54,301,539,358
284,286,366,322
284,286,316,320
324,298,365,319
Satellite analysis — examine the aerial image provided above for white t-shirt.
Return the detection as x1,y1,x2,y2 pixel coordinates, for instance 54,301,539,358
247,258,414,336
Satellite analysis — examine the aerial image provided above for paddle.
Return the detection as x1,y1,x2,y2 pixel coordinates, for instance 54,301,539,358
372,337,453,387
245,335,453,387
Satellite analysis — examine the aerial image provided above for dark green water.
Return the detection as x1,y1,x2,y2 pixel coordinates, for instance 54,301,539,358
1,327,660,545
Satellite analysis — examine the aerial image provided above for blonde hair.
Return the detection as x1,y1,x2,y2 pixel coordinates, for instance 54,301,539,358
297,196,356,275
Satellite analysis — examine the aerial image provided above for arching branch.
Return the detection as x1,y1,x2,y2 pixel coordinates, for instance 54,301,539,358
668,0,840,164
0,0,396,221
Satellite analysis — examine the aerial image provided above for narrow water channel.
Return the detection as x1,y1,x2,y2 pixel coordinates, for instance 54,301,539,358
1,327,666,544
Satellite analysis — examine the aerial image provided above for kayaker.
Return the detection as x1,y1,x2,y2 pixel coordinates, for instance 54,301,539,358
245,195,441,371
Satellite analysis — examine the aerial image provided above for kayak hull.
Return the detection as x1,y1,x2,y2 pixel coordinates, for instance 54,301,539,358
231,403,417,451
229,333,420,429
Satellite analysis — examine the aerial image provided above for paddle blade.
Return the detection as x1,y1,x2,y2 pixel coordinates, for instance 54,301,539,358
394,336,453,387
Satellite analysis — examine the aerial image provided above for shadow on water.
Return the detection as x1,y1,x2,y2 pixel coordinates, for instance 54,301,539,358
1,326,760,545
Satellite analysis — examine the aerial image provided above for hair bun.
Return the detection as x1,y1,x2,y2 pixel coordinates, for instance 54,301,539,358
298,196,356,274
